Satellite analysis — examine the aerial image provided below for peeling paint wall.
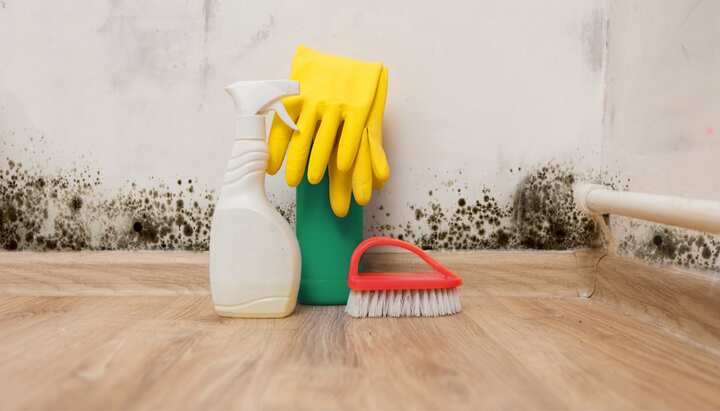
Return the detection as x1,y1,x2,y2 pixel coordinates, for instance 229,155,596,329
0,0,610,251
605,0,720,272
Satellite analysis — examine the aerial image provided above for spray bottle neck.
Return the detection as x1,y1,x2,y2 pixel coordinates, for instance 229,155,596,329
234,115,266,141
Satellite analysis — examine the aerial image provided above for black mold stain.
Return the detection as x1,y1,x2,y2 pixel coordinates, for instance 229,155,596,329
0,159,220,251
512,166,596,249
3,156,642,256
70,196,83,212
701,246,712,260
619,224,720,271
369,163,625,250
271,195,296,227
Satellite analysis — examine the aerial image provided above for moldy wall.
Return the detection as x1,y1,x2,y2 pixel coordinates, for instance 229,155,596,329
3,1,715,274
605,0,720,271
0,0,610,252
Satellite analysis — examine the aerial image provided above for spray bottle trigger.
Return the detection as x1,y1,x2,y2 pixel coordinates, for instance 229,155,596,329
269,101,299,131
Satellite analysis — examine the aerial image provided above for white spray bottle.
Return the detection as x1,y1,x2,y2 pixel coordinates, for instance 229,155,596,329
209,80,301,318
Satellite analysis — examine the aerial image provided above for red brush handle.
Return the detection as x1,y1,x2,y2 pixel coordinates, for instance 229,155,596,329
348,237,457,279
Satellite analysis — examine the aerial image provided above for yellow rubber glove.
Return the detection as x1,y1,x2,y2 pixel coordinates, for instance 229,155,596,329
267,45,383,187
351,66,390,206
301,67,390,217
268,46,391,217
327,66,390,216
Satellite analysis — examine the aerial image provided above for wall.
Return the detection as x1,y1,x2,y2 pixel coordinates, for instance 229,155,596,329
605,0,720,270
0,0,610,251
3,0,716,274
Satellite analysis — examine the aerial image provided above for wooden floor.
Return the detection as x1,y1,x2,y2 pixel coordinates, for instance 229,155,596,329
1,250,719,410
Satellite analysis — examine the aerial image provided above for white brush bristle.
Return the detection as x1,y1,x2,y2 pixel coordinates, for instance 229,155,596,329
345,288,462,318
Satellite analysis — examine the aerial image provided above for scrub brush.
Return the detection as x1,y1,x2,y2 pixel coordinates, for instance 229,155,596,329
345,237,462,318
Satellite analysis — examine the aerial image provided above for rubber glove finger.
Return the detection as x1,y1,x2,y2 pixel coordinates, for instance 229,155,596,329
336,111,366,172
368,129,390,183
285,104,319,187
328,149,352,218
373,175,386,190
366,67,390,183
307,104,341,184
267,97,302,175
352,132,373,206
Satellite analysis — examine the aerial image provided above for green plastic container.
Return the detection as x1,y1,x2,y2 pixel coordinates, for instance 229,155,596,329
296,175,363,305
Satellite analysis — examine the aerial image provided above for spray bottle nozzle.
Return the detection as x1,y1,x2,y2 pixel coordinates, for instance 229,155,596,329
225,80,300,131
268,101,298,131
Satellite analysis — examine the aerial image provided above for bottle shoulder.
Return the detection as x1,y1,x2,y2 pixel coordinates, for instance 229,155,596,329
213,201,293,235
